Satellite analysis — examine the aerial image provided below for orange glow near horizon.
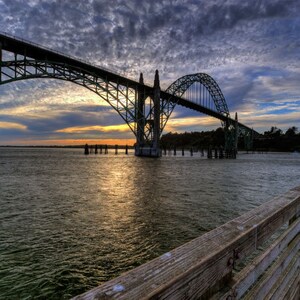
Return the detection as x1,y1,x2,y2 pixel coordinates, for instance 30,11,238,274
56,123,133,133
164,115,220,132
2,138,136,146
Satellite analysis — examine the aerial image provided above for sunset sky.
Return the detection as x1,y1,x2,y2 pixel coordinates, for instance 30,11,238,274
0,0,299,145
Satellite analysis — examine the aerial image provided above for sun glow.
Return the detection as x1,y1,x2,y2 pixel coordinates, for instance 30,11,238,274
1,138,136,146
165,116,219,132
56,123,133,134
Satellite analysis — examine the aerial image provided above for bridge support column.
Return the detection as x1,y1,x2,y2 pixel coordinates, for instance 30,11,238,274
244,128,254,152
235,112,239,151
152,70,161,157
0,42,2,82
135,70,161,157
135,73,145,155
224,112,238,158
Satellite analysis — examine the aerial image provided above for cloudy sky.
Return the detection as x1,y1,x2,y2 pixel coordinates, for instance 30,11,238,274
0,0,299,145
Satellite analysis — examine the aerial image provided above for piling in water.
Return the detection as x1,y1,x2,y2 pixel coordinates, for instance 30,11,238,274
214,148,218,159
219,147,224,159
84,144,89,155
163,147,167,156
207,146,212,159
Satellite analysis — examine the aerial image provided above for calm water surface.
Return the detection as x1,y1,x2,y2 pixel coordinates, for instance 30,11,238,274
0,148,299,299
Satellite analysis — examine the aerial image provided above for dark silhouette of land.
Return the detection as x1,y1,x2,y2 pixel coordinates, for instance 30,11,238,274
161,126,300,152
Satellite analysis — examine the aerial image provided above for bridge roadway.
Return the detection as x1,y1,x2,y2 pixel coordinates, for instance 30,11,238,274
0,32,255,134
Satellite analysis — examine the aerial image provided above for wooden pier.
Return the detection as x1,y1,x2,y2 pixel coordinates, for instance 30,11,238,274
72,186,300,300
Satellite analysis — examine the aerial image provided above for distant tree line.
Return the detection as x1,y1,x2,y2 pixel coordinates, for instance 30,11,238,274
161,128,224,149
254,126,300,152
160,126,300,152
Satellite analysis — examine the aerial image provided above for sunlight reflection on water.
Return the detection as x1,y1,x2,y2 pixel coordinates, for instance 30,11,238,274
0,148,299,299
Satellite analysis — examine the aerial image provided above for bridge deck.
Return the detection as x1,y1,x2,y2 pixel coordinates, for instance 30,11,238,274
0,32,144,90
72,186,300,300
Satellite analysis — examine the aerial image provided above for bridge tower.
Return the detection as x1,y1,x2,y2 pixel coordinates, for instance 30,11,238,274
224,112,238,158
136,73,145,151
244,128,254,152
152,70,161,156
0,42,2,82
135,70,161,157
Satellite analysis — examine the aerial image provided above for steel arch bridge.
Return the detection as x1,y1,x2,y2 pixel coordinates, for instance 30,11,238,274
162,73,230,130
0,32,255,157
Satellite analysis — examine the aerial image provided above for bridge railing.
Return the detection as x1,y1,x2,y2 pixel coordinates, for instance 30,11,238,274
72,186,300,300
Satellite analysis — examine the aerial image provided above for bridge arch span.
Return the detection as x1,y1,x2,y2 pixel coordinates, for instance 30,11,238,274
167,73,229,116
161,73,230,133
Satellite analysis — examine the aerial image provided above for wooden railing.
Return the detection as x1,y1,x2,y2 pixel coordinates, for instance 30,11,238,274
72,186,300,300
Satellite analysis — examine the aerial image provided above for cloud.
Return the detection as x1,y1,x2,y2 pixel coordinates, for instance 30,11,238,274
239,110,300,132
2,0,299,75
0,121,27,131
0,0,300,142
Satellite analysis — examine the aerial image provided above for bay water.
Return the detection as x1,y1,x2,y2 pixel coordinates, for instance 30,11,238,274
0,148,299,299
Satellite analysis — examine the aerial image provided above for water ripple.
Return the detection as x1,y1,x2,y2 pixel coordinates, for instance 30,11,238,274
0,149,299,299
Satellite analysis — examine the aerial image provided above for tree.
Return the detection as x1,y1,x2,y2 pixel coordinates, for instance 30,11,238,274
264,126,283,137
212,127,225,146
285,126,298,137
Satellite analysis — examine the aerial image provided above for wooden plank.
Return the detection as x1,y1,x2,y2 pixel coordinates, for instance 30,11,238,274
276,256,300,300
72,187,300,300
242,233,300,300
288,277,299,300
286,276,300,300
217,218,300,299
266,254,299,299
